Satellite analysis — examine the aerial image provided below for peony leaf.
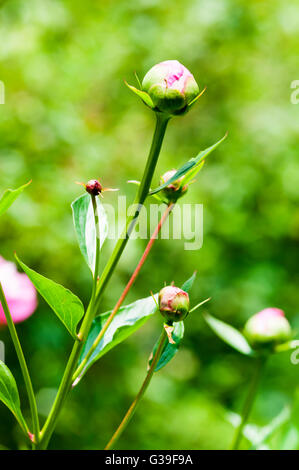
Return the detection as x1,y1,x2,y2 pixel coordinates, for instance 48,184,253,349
77,294,158,382
150,134,227,195
16,255,84,338
71,193,108,275
203,312,254,356
181,271,197,293
0,360,28,435
149,321,185,372
0,181,31,217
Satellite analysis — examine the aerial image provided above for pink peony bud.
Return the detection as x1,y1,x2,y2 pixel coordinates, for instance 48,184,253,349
244,308,291,349
85,179,103,196
0,256,37,324
159,285,189,323
160,169,188,202
142,60,199,115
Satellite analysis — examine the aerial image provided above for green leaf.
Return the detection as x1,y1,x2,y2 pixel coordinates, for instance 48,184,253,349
71,193,108,274
203,313,254,356
181,271,197,293
78,294,158,379
180,161,205,186
125,82,154,108
227,406,291,449
16,255,84,338
226,412,268,448
149,322,185,372
251,406,291,449
0,181,31,217
150,135,227,195
0,360,28,435
279,425,299,450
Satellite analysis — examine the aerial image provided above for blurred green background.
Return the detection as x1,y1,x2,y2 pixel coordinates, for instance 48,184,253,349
1,0,299,450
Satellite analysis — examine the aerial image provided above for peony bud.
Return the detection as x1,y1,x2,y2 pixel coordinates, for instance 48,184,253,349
159,285,189,322
160,169,188,202
85,179,103,196
244,308,291,349
0,256,37,324
142,60,200,115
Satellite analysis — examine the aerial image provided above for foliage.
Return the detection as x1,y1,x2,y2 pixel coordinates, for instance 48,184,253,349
0,0,298,450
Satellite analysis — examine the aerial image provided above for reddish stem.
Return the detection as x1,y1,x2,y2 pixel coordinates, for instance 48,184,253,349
113,202,174,313
72,202,174,383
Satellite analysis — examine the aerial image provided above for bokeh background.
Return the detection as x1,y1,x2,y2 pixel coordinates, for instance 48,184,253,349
0,0,299,450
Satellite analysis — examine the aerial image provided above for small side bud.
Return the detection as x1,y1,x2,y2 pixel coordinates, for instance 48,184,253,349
85,179,103,196
159,285,189,323
244,308,291,349
160,169,188,202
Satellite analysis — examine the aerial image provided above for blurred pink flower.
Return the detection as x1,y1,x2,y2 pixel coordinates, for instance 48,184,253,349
0,256,37,324
256,307,285,319
244,307,291,347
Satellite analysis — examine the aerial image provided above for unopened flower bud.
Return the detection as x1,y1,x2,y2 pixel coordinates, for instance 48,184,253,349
244,308,291,349
160,169,188,202
85,179,103,196
142,60,200,115
159,285,189,322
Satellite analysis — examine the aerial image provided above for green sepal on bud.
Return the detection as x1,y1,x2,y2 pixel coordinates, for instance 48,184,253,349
159,285,190,323
126,60,204,116
244,308,292,351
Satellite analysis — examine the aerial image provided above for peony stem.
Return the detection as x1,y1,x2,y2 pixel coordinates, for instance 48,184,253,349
93,112,170,315
39,112,170,450
91,194,101,300
39,193,101,449
72,202,174,383
105,328,168,450
230,356,265,450
0,283,40,447
77,194,101,341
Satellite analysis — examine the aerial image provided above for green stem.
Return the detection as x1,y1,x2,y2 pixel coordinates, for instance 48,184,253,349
72,202,174,384
91,194,101,300
0,283,40,447
77,194,101,341
39,194,101,449
230,357,265,450
39,112,169,450
93,112,169,314
105,328,167,450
